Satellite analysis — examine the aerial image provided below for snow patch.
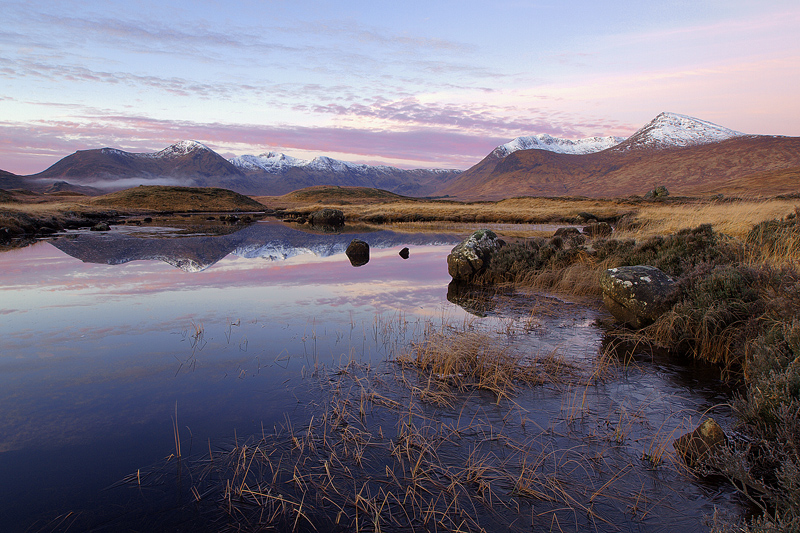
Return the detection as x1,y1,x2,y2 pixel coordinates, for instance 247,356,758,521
615,112,745,151
153,140,211,158
492,134,624,158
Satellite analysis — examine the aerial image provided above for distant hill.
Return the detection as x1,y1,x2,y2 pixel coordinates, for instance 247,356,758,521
0,169,29,192
90,185,267,212
258,185,416,206
20,141,461,197
441,113,800,199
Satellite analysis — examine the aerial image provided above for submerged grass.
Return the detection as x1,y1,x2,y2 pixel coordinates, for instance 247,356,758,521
122,315,719,532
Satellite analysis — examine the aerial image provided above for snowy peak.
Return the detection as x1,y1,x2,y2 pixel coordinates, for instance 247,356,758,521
615,112,745,151
490,113,746,159
492,134,624,158
229,152,309,173
154,140,212,158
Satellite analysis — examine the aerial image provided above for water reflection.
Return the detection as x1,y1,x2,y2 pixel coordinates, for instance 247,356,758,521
446,281,500,317
49,219,461,272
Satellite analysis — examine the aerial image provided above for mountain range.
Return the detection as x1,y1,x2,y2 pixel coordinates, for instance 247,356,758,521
2,112,798,199
4,140,460,198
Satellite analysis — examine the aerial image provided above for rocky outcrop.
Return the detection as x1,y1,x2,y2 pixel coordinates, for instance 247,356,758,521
446,229,504,283
346,238,369,267
673,418,727,469
309,208,345,227
600,265,676,328
645,185,670,199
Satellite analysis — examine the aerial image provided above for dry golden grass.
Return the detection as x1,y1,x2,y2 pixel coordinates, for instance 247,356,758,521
614,198,800,241
91,186,267,212
258,189,799,242
262,195,637,225
395,318,577,401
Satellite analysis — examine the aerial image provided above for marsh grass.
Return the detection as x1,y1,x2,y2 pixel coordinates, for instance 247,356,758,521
394,319,577,402
121,312,724,532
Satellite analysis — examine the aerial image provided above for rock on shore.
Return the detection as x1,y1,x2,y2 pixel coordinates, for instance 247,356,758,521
446,229,504,283
600,265,676,328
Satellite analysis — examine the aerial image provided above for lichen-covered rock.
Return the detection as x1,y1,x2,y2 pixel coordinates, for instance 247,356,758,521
309,208,345,227
600,265,676,328
90,222,111,232
447,229,503,283
673,418,727,469
346,238,369,267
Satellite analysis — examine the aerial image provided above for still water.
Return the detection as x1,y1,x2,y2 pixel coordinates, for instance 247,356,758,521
0,219,742,531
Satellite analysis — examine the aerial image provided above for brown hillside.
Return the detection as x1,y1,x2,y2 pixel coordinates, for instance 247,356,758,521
442,135,800,200
255,185,416,208
90,186,267,212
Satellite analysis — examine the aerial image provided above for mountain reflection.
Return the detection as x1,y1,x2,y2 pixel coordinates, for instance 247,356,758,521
49,220,462,272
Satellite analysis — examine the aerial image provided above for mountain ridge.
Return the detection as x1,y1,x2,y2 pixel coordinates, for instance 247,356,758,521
3,112,797,200
17,142,462,197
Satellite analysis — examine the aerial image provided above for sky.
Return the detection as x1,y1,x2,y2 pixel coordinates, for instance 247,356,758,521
1,0,799,174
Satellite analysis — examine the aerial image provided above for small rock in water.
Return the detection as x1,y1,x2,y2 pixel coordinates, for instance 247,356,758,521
346,238,369,267
90,222,111,232
673,418,727,469
600,265,676,328
399,247,410,259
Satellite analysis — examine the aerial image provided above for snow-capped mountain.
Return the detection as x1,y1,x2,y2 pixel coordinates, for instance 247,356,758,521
229,152,445,176
612,112,746,152
229,152,308,173
440,111,799,200
25,142,461,197
491,134,624,158
152,140,213,158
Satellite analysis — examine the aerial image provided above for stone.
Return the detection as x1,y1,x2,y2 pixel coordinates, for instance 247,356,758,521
644,185,670,199
399,247,410,259
446,229,503,283
583,222,612,238
554,227,586,247
346,238,369,267
600,265,676,328
309,208,345,227
554,227,582,238
673,418,727,469
90,222,111,232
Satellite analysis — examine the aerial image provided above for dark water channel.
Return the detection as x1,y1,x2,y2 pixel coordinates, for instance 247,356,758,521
0,219,743,531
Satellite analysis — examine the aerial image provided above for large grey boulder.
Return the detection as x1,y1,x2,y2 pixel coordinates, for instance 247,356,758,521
309,208,345,227
600,265,676,328
447,229,503,283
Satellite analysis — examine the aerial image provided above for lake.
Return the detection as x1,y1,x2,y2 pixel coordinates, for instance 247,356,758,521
0,219,744,532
